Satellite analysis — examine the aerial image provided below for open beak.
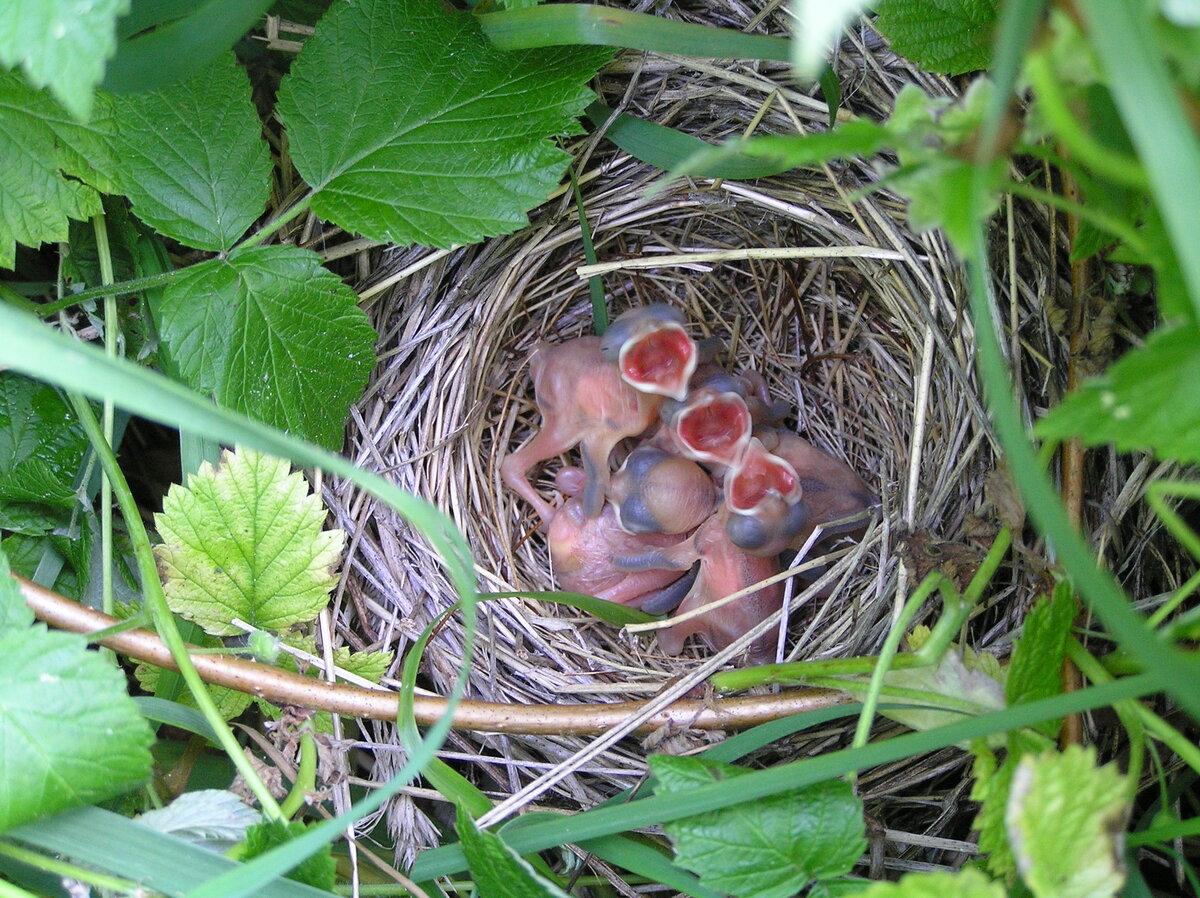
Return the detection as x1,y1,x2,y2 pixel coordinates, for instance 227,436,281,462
673,389,752,466
725,437,802,513
618,323,696,400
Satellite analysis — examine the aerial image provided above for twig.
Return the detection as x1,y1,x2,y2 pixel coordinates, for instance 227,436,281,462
19,576,845,736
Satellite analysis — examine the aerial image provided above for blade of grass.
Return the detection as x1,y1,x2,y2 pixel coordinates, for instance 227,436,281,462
586,101,798,179
478,5,790,60
410,674,1160,880
1127,816,1200,848
479,589,656,625
102,0,274,92
68,392,283,820
116,0,198,40
963,0,1200,720
575,835,722,898
568,164,607,335
6,808,333,898
1079,0,1200,321
133,697,221,745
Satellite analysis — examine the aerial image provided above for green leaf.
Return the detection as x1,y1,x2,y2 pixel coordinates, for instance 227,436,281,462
241,820,336,892
1005,745,1129,898
9,805,340,898
874,0,996,75
671,120,892,179
840,867,1005,897
0,372,89,534
2,532,81,601
1005,584,1074,736
151,244,376,449
1036,323,1200,464
154,446,344,636
456,810,571,898
478,4,790,60
136,790,261,850
0,0,131,120
586,102,801,180
0,73,109,269
968,728,1047,879
892,158,1003,249
276,0,609,247
483,588,658,625
650,756,865,898
0,548,34,631
0,622,154,832
108,52,271,251
876,649,1005,733
103,0,274,94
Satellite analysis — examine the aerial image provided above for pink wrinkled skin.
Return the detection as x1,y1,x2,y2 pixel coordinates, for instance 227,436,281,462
547,496,689,609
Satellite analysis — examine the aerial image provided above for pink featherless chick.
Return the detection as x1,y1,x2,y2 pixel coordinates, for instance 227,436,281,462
501,305,697,526
614,509,784,661
546,468,699,614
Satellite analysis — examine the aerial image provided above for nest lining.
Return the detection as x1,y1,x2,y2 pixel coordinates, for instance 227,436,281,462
308,10,1187,873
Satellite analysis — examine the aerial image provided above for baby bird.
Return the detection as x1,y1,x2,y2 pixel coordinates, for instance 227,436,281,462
725,430,878,556
599,304,698,401
668,387,753,468
615,510,784,661
503,307,698,525
547,468,697,613
608,445,717,535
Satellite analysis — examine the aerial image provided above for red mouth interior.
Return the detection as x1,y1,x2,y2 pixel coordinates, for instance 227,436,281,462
622,329,694,389
728,449,798,511
678,395,750,458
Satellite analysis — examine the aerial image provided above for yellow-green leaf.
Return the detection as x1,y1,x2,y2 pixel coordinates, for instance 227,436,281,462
155,447,343,637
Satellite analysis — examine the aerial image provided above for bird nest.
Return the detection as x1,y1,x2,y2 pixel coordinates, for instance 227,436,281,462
317,11,1181,874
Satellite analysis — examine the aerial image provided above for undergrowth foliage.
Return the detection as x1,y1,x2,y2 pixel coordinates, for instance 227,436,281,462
1,0,1199,896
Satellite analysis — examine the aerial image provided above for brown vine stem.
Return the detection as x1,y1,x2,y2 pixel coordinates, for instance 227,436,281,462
1059,165,1091,748
19,576,845,736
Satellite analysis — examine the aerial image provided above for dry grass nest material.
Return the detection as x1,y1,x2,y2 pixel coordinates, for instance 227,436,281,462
317,11,1185,873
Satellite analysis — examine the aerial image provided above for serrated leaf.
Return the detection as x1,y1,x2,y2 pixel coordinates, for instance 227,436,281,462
891,158,1003,250
840,867,1005,897
136,790,261,850
154,447,343,636
151,244,376,449
0,0,130,120
874,0,996,75
0,372,89,534
969,730,1051,880
456,809,570,898
0,73,111,269
2,532,81,601
108,52,271,251
0,623,154,832
0,548,33,631
877,650,1005,733
1006,746,1129,898
1036,323,1200,464
136,658,254,720
650,756,864,898
241,819,335,891
256,644,393,732
1005,584,1074,736
276,0,608,247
